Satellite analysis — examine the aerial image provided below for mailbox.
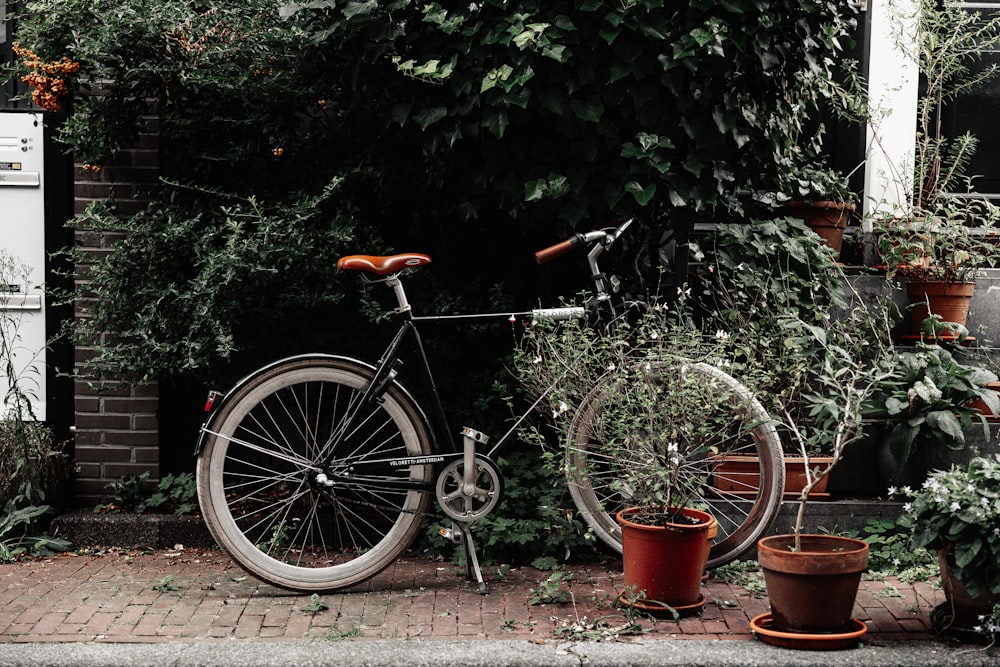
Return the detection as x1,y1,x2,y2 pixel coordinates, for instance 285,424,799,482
0,111,47,420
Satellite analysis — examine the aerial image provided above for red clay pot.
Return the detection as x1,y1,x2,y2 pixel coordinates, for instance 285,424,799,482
782,200,855,259
757,534,869,634
905,280,975,332
617,507,714,610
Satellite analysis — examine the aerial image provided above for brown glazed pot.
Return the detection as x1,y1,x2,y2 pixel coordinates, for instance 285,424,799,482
757,534,869,634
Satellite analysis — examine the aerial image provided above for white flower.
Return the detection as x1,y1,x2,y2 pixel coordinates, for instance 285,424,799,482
736,262,745,271
650,330,658,340
552,401,569,419
607,363,616,372
950,501,962,512
715,329,729,342
533,356,542,364
887,486,897,497
708,264,715,273
903,502,912,512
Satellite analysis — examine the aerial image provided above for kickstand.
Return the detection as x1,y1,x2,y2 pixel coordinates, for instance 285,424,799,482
453,521,488,595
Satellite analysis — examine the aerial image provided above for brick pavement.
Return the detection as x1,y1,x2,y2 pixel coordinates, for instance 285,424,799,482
0,546,947,644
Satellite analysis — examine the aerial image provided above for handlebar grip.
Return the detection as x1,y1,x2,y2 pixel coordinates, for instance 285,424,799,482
534,238,576,264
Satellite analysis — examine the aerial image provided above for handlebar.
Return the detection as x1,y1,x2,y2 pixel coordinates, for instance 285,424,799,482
534,238,578,264
534,219,634,265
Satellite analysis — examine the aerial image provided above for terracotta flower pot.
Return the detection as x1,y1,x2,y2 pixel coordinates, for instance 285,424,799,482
936,548,1000,633
617,507,714,612
965,381,1000,422
905,280,975,333
757,534,869,634
782,200,855,259
712,455,834,499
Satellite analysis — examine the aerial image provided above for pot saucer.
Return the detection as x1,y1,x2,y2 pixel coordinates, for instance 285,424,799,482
618,593,705,618
899,334,975,346
750,613,867,650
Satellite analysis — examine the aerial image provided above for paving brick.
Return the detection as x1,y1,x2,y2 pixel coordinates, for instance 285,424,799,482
0,548,954,646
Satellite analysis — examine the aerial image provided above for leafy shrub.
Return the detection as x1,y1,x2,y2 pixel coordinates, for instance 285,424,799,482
8,0,860,383
95,471,197,515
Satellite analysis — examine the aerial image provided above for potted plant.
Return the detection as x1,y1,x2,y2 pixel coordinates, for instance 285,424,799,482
515,301,732,617
771,164,859,260
893,454,1000,643
751,300,896,649
697,217,848,492
874,0,1000,333
875,207,999,334
863,332,999,486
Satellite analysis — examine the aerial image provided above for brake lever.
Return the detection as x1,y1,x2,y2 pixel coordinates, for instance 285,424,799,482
604,218,634,247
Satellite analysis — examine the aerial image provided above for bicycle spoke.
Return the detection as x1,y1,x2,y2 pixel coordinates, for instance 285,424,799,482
565,360,783,568
197,357,433,591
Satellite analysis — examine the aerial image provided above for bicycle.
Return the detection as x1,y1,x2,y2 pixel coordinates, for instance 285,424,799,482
194,218,784,594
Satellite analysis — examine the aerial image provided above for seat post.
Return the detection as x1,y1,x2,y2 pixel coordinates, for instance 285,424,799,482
385,275,411,313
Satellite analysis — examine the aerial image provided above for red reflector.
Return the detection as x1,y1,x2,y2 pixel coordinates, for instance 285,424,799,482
204,390,221,413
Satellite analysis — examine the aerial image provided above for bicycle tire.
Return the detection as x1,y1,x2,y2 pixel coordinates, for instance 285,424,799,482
196,355,434,592
565,359,784,569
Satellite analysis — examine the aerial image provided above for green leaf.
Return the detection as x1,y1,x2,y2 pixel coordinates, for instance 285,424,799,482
926,411,965,448
481,65,513,93
624,181,656,205
342,1,376,19
690,28,714,47
953,538,982,569
412,106,447,130
482,108,509,139
885,396,908,416
569,99,604,122
524,179,547,202
542,44,567,62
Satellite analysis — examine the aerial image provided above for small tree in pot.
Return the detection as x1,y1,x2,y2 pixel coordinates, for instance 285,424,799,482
517,297,781,616
753,294,897,647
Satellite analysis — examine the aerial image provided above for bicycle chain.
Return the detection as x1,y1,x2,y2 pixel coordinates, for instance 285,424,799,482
322,489,448,523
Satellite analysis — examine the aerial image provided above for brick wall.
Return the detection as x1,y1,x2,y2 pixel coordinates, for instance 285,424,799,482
71,121,161,506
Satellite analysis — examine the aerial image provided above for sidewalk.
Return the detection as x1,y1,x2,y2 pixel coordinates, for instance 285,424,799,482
0,546,947,643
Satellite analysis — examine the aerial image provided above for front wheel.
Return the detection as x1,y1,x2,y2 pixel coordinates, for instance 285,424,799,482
565,360,784,569
196,355,434,592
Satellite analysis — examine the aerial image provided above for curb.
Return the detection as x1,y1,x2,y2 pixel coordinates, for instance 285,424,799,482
50,511,216,549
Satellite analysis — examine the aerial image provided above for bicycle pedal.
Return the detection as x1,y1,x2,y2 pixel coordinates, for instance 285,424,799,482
460,426,489,445
438,526,462,543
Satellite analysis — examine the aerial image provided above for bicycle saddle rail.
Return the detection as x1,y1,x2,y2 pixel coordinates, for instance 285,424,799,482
337,253,432,276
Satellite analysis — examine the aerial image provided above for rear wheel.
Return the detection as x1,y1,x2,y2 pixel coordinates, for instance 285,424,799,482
565,359,784,568
196,355,433,591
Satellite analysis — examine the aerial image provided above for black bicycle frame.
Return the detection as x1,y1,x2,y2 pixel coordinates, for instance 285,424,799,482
336,307,548,472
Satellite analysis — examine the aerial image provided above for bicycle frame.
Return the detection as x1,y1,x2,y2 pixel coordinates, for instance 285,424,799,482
198,219,633,490
192,215,784,595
